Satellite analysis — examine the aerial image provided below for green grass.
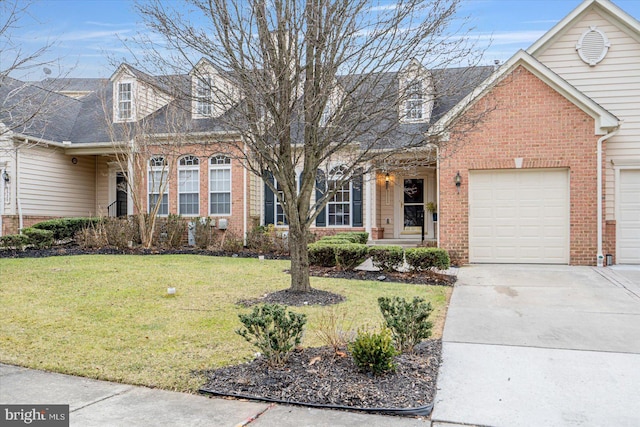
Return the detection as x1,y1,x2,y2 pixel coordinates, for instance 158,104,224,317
0,255,451,392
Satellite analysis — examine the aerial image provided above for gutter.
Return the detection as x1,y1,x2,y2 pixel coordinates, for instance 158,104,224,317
596,128,619,267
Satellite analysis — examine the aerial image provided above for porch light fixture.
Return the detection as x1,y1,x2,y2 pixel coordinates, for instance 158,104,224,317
454,171,461,193
1,170,8,183
385,172,390,190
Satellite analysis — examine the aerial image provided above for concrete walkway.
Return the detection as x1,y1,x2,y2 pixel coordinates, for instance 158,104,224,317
431,264,640,427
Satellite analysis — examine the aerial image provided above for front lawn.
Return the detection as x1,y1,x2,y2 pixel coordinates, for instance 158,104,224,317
0,255,451,392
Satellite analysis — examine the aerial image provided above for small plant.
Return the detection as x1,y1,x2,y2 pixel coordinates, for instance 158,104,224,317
405,247,450,271
378,296,433,353
22,227,54,249
221,231,244,252
315,307,355,353
335,231,369,244
334,243,368,270
104,217,138,249
368,245,404,272
236,304,307,367
245,224,276,253
193,217,214,249
349,327,398,375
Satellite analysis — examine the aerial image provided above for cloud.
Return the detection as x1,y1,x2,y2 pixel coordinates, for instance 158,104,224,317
472,30,546,46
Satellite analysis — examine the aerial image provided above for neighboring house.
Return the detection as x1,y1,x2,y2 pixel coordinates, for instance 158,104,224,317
0,0,638,265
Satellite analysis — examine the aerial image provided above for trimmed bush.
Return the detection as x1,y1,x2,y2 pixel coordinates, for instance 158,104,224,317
319,235,359,244
405,247,450,271
33,217,100,240
236,304,307,367
104,217,137,249
308,242,337,267
368,245,404,272
349,328,398,375
22,228,54,249
335,231,369,244
378,296,433,353
334,243,368,270
0,234,29,250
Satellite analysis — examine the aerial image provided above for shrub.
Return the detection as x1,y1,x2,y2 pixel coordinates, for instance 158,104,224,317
246,224,276,253
308,243,337,267
335,231,369,244
368,245,404,272
315,307,355,353
192,217,214,249
236,304,307,367
349,328,398,375
378,296,433,353
0,234,29,250
405,247,450,271
319,236,358,244
160,214,186,248
103,217,137,249
221,231,244,252
33,217,99,240
334,243,368,270
22,228,54,249
75,220,107,249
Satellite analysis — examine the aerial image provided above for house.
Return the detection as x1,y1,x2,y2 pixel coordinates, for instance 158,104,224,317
0,0,638,265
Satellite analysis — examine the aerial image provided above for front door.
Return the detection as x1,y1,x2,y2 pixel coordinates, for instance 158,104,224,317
116,173,128,217
403,178,424,234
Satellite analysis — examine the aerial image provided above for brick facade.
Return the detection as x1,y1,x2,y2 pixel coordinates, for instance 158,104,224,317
138,142,249,238
439,66,603,265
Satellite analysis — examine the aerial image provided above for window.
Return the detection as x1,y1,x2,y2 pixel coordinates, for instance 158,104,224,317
148,156,168,215
196,76,213,116
328,166,351,226
405,80,423,120
178,155,200,215
276,180,287,225
118,82,132,120
209,155,231,215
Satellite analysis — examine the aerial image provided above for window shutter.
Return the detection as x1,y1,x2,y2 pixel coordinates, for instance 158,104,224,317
352,168,363,227
315,169,326,227
264,172,275,225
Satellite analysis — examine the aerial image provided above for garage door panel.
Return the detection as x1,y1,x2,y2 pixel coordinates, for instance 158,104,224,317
618,169,640,264
469,169,569,264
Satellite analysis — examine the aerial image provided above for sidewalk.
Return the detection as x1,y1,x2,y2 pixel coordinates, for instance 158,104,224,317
0,363,429,426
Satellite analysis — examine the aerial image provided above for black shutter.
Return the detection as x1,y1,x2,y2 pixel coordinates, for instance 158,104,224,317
352,168,363,227
315,169,326,227
264,172,275,225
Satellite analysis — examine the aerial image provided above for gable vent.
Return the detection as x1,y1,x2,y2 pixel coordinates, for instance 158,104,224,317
576,26,610,66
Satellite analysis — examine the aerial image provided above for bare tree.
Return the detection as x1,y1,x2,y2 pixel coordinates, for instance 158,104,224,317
134,0,487,292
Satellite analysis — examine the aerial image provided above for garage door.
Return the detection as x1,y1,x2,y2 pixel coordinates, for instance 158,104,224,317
469,169,569,264
618,169,640,264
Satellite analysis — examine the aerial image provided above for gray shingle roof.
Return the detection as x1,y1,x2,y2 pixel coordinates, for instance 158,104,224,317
1,63,493,147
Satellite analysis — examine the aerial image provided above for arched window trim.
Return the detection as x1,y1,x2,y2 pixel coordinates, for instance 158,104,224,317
209,155,232,215
148,156,168,216
178,155,200,216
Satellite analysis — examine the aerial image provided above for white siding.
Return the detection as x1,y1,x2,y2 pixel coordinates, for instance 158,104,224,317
535,10,640,220
19,145,97,216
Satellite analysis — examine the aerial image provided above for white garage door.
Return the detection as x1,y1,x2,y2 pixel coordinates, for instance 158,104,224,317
469,169,570,264
618,169,640,264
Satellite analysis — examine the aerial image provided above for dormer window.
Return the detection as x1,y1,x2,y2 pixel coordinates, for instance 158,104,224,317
405,81,423,121
196,76,213,117
117,82,133,121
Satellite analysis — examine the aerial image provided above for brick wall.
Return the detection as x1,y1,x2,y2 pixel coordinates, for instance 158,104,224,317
137,142,249,238
440,65,602,265
2,215,54,235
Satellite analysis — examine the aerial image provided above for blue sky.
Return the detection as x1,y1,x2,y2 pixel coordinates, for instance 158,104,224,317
9,0,640,79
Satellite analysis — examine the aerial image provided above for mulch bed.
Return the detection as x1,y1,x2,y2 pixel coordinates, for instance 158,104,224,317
309,265,456,286
200,340,441,413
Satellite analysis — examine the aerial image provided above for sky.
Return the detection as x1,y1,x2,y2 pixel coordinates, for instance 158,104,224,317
6,0,640,79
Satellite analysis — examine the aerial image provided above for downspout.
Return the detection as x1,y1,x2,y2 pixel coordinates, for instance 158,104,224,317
16,144,23,232
596,128,619,267
243,142,248,247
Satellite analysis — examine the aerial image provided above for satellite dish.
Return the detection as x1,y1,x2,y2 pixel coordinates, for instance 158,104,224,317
43,67,52,75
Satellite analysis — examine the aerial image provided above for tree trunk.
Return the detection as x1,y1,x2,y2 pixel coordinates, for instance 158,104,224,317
288,223,311,292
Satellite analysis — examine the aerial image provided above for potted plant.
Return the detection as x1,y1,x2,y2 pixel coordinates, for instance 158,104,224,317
426,202,437,222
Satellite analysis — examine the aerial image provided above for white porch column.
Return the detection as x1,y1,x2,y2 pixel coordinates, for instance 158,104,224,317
365,168,376,241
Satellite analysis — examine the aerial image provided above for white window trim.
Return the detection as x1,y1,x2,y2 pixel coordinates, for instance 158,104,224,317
209,156,232,216
148,157,169,217
404,80,424,122
326,166,352,227
178,156,200,217
115,80,135,122
194,76,214,118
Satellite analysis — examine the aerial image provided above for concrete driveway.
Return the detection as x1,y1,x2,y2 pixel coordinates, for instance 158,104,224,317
431,265,640,427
